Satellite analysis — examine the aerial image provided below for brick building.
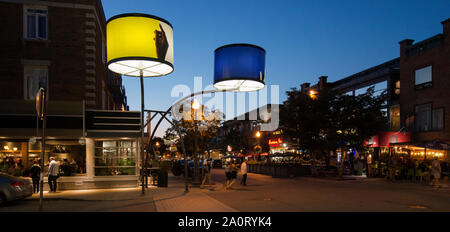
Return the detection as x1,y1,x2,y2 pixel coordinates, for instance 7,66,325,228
300,18,450,162
0,0,141,190
399,19,450,147
0,0,127,110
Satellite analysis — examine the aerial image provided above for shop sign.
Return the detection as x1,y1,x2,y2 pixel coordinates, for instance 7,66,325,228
364,136,379,148
268,138,283,147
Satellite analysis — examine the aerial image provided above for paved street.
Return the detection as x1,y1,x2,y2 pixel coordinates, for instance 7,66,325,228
1,168,449,212
205,169,450,212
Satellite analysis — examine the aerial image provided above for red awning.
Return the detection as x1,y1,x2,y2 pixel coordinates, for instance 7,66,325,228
365,131,411,147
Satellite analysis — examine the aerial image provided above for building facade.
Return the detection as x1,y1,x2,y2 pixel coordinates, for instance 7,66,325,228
0,0,139,190
0,0,126,110
300,18,450,162
399,19,450,147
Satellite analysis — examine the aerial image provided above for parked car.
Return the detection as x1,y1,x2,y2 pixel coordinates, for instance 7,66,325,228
173,160,205,177
0,173,33,206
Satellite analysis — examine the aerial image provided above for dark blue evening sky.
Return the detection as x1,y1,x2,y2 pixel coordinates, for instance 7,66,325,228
102,0,450,137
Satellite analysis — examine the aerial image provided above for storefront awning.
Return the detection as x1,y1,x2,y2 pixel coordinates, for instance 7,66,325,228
365,131,411,147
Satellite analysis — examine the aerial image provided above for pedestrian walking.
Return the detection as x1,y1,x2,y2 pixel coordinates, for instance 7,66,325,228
224,162,232,189
240,159,248,186
431,156,441,187
227,162,238,189
48,157,60,192
202,159,212,185
30,160,41,194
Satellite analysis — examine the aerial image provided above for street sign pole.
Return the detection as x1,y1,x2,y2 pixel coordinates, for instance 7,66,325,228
36,88,46,212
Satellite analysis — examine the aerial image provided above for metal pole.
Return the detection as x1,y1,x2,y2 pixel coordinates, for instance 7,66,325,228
173,121,189,192
192,107,201,187
39,89,46,212
140,70,145,195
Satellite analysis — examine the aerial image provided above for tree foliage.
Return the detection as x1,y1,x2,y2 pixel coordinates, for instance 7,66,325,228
164,103,223,156
281,86,387,173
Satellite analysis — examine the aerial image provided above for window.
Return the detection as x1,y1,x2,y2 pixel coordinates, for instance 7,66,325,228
25,7,48,40
415,104,444,132
94,140,137,176
432,108,444,131
24,66,48,100
415,104,431,132
389,106,400,131
415,66,432,88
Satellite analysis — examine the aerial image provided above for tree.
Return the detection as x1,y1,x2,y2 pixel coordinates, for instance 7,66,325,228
164,103,223,157
281,87,329,166
150,137,167,158
281,86,387,177
221,127,249,153
328,87,387,176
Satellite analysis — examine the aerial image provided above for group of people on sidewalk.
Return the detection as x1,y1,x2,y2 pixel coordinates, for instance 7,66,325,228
28,157,61,194
199,158,248,190
224,159,247,190
385,156,446,187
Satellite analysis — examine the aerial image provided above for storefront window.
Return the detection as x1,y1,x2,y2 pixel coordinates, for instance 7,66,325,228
1,140,85,177
94,140,137,176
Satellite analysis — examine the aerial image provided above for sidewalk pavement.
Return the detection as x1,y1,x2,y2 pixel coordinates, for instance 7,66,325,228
151,175,238,212
28,174,238,212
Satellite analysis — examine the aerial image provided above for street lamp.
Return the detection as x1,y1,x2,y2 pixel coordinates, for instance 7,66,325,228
191,99,202,187
214,44,265,92
147,43,267,192
255,131,261,161
309,89,318,99
107,13,174,195
191,98,201,110
255,131,261,138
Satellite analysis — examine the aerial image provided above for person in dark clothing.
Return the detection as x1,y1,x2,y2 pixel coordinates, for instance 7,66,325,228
30,161,41,194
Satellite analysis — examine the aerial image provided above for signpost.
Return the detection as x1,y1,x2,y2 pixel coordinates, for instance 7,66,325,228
36,88,46,212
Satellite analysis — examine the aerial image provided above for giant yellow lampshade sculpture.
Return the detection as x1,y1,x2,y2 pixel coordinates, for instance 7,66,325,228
107,13,173,195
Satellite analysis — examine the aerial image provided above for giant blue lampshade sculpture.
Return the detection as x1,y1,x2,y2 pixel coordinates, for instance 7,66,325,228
214,44,266,92
106,13,174,195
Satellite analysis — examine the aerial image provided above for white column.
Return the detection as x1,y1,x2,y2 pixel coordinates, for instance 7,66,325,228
86,138,95,179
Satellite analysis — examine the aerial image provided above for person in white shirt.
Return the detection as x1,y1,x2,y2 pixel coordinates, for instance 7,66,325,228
48,157,60,192
240,159,248,186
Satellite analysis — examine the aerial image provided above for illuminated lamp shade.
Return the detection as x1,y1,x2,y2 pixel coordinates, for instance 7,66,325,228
106,13,174,77
214,44,265,92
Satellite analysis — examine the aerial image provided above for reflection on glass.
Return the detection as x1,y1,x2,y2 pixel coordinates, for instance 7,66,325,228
94,140,137,176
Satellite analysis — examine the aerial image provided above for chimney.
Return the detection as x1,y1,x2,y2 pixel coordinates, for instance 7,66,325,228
300,83,310,94
398,39,414,56
442,18,450,37
318,76,328,90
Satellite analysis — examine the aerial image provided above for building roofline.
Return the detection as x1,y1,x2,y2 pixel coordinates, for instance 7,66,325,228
331,58,399,87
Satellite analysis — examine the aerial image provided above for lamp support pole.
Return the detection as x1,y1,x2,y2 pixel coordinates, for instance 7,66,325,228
140,70,146,195
39,89,46,212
